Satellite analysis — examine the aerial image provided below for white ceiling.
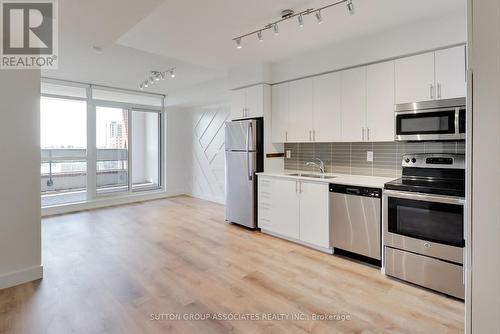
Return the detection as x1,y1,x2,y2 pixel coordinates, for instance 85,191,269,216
44,0,465,94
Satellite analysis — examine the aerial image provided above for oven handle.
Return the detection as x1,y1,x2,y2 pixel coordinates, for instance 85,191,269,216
383,190,465,205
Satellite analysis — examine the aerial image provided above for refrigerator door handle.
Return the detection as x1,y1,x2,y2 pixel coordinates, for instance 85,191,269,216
246,122,253,181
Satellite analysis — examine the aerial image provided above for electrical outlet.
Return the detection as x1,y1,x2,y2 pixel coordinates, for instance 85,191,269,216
286,150,292,159
367,151,374,162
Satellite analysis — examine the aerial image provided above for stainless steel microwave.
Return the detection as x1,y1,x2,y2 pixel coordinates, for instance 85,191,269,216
395,98,466,141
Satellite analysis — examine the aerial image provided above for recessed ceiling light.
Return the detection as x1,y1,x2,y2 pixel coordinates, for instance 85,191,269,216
91,45,103,54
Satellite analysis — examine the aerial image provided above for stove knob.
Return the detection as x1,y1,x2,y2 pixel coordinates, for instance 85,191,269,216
411,158,417,163
405,158,410,163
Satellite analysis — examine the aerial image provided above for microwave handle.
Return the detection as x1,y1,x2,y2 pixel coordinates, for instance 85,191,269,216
383,190,465,205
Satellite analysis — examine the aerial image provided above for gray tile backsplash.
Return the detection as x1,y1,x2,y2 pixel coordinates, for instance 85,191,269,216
284,141,465,178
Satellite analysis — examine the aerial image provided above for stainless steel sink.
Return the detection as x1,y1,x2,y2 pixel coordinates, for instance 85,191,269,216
288,173,336,179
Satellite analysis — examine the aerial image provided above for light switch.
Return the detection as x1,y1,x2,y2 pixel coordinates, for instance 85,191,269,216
286,150,292,159
367,151,373,162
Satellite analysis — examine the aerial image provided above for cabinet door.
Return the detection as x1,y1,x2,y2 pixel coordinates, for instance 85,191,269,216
395,52,435,104
245,85,264,118
230,89,246,120
313,72,342,142
271,83,289,143
257,176,273,230
288,78,313,142
341,67,366,142
366,61,396,142
269,178,300,239
299,182,330,248
435,46,466,100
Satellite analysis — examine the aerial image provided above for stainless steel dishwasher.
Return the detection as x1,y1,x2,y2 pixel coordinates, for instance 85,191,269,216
329,184,382,261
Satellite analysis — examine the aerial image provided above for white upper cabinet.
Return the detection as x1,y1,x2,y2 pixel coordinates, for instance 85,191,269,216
395,46,466,104
435,46,466,100
271,83,289,143
341,67,366,142
230,84,267,120
288,78,313,142
312,72,342,142
366,61,396,142
298,182,330,248
230,88,247,120
395,52,435,104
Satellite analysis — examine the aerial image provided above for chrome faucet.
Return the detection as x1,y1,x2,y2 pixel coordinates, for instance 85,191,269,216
305,158,325,174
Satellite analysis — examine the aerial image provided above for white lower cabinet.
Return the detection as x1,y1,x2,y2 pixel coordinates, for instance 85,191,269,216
258,176,330,251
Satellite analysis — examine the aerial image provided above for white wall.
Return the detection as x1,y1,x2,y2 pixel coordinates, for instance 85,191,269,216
469,0,500,332
165,107,190,195
270,10,466,83
178,104,230,204
0,70,43,289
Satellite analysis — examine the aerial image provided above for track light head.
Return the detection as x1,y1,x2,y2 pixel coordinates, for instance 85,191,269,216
298,14,304,27
257,31,263,42
235,38,242,49
347,0,354,14
139,83,144,90
315,10,324,24
144,81,149,88
273,23,279,36
170,69,176,78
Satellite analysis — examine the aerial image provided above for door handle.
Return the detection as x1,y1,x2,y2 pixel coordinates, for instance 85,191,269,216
246,122,253,181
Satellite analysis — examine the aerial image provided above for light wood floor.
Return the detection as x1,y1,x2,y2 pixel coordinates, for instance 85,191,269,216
0,196,464,334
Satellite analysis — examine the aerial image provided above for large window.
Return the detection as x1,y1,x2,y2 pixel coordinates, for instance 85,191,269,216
40,97,87,207
96,106,129,193
41,80,164,208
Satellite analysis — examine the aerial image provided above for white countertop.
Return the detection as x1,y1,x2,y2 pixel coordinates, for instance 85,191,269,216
257,170,396,189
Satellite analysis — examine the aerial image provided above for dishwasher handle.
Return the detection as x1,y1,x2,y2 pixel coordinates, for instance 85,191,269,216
329,183,381,198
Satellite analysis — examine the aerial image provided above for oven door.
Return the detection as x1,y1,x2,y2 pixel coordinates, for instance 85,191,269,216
395,108,466,141
383,190,465,264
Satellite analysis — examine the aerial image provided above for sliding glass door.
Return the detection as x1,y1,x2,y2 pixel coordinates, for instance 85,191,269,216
40,97,87,206
131,109,161,191
96,106,130,193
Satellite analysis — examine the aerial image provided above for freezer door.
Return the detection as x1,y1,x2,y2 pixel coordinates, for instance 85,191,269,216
225,151,257,228
225,119,257,152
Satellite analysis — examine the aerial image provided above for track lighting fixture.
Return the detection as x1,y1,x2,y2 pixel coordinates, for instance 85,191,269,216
298,14,304,27
315,10,324,24
347,0,354,14
232,0,354,47
139,68,176,90
273,23,279,36
235,38,242,49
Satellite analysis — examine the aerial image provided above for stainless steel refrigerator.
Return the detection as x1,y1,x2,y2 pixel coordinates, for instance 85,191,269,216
225,118,263,229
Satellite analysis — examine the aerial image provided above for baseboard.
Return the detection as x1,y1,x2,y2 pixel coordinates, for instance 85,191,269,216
0,265,43,290
42,190,186,217
189,192,225,205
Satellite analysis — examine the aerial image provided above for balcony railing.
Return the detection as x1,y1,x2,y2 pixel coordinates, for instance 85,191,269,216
41,148,128,194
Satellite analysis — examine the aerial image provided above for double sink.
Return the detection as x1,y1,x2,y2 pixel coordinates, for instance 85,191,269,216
287,173,337,180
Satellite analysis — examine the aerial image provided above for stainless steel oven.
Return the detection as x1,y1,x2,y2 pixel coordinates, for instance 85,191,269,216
383,153,465,299
395,98,466,141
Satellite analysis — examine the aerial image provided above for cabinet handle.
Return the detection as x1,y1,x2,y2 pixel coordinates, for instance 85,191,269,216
285,131,288,142
313,130,316,141
299,181,302,194
430,84,435,100
362,127,365,141
437,83,442,99
309,130,312,142
295,180,298,193
367,128,370,141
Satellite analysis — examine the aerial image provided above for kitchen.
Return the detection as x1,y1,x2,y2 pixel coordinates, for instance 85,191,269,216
226,41,467,298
